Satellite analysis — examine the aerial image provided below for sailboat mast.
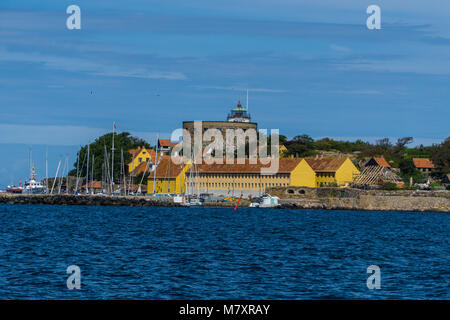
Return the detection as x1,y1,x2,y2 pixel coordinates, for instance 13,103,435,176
86,143,90,194
91,154,94,194
121,149,126,195
58,158,66,194
29,147,32,179
75,149,79,193
51,159,61,194
66,155,69,194
111,122,115,193
153,134,159,194
45,147,49,193
130,153,135,194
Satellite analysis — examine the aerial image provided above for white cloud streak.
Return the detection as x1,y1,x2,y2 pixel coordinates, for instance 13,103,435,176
0,48,187,80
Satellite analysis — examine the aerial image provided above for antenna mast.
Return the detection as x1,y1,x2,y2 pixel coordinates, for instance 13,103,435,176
246,88,249,111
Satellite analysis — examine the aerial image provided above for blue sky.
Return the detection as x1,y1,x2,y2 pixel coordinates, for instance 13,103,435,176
0,0,449,187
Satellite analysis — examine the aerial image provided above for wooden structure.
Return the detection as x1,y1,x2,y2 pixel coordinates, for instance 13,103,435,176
353,165,403,187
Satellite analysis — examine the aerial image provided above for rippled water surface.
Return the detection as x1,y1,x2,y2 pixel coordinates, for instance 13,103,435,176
0,204,448,299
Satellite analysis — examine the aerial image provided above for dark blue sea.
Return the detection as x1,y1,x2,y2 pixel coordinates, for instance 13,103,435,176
0,204,448,299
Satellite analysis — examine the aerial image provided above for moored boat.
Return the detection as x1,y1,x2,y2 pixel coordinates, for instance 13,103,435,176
249,194,280,208
23,167,45,194
6,185,24,194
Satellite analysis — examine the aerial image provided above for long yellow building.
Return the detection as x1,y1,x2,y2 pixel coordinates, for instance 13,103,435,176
183,157,359,197
147,157,359,196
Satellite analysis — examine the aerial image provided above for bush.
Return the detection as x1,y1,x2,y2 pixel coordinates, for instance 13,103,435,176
446,185,450,191
381,182,398,190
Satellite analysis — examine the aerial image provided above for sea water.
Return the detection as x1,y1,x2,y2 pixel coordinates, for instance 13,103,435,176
0,204,448,299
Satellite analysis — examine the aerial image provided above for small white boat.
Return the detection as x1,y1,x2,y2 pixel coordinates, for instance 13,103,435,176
173,195,185,204
177,196,203,206
249,194,280,208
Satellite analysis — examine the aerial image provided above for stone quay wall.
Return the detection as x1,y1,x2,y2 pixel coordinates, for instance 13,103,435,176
267,187,450,212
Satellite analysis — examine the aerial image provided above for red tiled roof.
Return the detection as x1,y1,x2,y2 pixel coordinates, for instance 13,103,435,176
197,158,303,174
130,162,149,176
158,139,178,148
81,181,102,189
150,157,186,178
304,158,347,172
373,157,391,168
413,158,434,169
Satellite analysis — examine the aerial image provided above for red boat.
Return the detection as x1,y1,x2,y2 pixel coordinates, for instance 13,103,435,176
6,182,24,194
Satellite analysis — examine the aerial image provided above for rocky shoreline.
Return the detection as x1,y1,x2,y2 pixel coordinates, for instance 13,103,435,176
0,192,449,212
0,193,179,207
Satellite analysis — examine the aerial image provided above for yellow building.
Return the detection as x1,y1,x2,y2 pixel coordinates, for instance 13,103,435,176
127,146,155,173
147,157,191,194
305,157,360,187
192,158,302,196
183,157,359,196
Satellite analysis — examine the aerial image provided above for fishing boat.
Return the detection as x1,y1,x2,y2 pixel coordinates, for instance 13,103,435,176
23,167,45,194
249,194,280,208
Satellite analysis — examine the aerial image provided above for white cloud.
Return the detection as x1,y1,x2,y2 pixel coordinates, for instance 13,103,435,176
0,47,187,80
329,89,381,95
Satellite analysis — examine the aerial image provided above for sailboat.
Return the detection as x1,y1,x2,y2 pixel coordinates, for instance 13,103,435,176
181,160,203,206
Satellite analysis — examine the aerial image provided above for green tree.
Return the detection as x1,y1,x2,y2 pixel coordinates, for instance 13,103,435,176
69,132,152,183
431,137,450,178
285,134,316,157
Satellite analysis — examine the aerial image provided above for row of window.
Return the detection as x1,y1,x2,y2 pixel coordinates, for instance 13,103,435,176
189,182,288,189
317,172,335,178
199,173,289,180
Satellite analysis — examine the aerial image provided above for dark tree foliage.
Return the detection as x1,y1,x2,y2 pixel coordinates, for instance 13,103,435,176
285,134,316,157
314,138,372,153
398,158,417,176
431,137,450,178
68,132,152,182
